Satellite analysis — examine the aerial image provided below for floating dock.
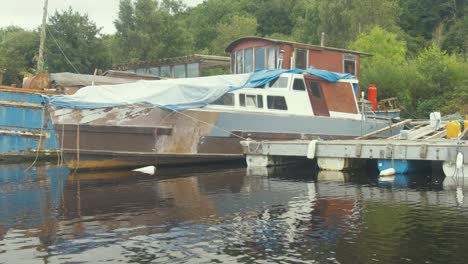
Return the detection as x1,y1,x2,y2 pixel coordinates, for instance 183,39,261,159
241,121,468,177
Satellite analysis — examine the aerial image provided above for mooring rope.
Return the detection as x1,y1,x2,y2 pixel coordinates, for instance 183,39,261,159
25,105,46,172
74,119,80,173
172,109,249,141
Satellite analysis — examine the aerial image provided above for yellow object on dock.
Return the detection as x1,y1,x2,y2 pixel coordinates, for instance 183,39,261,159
447,121,461,139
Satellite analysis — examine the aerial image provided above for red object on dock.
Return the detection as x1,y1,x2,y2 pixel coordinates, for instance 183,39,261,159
368,84,378,111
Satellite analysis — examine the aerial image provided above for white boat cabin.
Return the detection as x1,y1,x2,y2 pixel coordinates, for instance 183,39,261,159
205,73,362,120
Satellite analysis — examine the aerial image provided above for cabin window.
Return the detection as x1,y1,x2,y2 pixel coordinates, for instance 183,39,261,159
343,54,357,75
239,94,263,108
293,78,306,91
244,48,253,73
236,50,244,74
174,65,186,78
255,47,265,70
268,76,289,88
239,94,246,106
211,93,235,106
267,96,288,110
257,95,264,108
295,48,308,69
187,63,199,77
309,81,322,98
267,47,277,69
160,66,171,77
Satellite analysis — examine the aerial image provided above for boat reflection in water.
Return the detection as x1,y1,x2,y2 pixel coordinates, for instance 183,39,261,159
2,164,468,263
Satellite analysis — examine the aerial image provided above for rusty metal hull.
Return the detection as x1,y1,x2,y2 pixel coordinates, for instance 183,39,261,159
48,104,400,171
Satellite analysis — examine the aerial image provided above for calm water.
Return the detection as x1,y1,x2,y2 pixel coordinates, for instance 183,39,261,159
1,163,468,264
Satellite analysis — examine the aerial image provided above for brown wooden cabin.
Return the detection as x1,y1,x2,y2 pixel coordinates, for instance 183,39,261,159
225,37,371,78
113,54,230,78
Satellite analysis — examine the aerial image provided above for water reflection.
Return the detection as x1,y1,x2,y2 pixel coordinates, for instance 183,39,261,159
1,163,468,263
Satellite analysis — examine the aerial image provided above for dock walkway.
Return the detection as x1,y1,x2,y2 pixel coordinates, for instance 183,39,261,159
241,121,468,177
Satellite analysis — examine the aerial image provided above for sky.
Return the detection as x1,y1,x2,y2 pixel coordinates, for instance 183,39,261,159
0,0,204,34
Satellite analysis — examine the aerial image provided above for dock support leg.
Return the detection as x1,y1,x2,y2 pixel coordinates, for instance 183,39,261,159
246,155,274,167
317,157,349,171
317,157,364,171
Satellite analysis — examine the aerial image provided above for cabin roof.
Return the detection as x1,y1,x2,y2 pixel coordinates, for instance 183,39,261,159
113,54,230,70
225,37,372,56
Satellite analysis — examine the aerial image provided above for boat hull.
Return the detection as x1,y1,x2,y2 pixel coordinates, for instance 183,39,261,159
48,105,401,171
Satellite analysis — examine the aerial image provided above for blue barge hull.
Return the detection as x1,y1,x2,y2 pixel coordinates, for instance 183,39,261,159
0,88,59,161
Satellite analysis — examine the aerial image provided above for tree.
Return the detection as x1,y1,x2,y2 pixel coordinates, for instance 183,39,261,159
410,45,465,115
349,0,400,35
114,0,192,62
255,0,294,36
349,26,407,68
184,0,251,53
317,0,353,48
291,0,321,44
210,15,258,55
0,27,38,85
46,8,110,73
348,27,412,110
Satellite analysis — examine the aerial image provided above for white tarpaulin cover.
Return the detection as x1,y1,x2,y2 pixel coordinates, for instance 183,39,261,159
44,73,250,111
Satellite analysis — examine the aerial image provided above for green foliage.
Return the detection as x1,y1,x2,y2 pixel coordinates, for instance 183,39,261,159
349,26,407,67
46,8,110,74
0,27,38,85
317,0,352,48
210,15,258,55
349,0,400,34
114,0,192,63
255,0,294,36
291,0,321,44
184,0,253,53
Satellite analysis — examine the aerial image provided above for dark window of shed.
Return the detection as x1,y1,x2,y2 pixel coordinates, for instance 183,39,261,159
236,50,244,74
295,48,308,69
255,47,265,70
244,48,253,72
343,54,356,75
267,96,288,110
293,78,306,91
267,47,277,69
160,66,171,77
187,63,199,77
211,93,235,106
174,65,186,78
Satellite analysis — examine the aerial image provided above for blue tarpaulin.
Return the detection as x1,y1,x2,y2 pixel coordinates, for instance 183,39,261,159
233,67,356,90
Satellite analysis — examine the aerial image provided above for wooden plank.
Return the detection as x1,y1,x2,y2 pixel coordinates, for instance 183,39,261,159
425,130,447,139
408,124,445,139
356,119,412,140
460,128,468,140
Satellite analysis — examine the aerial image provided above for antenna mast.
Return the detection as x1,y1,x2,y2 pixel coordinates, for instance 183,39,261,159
37,0,48,73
